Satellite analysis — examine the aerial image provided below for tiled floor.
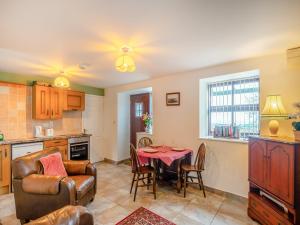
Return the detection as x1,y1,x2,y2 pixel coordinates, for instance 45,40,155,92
0,162,257,225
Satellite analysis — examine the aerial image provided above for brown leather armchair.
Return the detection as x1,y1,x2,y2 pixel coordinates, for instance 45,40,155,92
12,149,97,224
25,205,93,225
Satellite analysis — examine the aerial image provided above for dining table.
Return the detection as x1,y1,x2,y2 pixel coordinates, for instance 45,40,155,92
137,145,193,192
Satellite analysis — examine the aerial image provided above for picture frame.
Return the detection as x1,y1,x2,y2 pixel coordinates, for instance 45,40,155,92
166,92,180,106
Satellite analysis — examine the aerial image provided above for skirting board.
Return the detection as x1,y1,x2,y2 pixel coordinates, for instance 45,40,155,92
101,158,247,202
103,158,130,165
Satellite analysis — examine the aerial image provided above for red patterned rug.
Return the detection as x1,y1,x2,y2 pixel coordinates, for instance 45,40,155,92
116,207,176,225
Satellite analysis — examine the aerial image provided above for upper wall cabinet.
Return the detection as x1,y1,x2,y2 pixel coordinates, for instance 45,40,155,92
32,85,63,120
63,90,85,111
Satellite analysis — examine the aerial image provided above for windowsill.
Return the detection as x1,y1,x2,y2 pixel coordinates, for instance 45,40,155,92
199,136,248,144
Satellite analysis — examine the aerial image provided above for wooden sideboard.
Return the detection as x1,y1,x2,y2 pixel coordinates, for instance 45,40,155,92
248,136,300,225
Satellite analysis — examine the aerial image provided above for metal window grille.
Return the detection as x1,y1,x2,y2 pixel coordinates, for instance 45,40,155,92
208,76,260,139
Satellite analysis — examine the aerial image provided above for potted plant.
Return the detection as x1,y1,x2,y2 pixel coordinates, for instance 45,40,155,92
142,113,152,133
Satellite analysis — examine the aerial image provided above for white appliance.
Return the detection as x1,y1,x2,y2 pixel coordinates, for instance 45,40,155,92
82,94,104,163
12,142,44,160
34,126,43,137
45,128,54,137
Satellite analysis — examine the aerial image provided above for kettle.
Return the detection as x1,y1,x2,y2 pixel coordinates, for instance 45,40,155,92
34,126,43,137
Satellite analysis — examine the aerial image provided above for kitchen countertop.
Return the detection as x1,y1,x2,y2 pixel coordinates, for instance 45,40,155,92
0,133,92,145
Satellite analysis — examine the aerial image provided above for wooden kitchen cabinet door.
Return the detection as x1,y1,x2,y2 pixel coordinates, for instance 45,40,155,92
64,90,85,111
32,85,51,119
0,145,11,188
50,88,63,119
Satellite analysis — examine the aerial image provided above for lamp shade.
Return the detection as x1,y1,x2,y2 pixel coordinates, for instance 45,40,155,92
261,95,287,118
115,55,136,72
54,76,70,88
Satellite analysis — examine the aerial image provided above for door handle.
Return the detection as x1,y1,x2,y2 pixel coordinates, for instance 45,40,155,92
4,149,7,158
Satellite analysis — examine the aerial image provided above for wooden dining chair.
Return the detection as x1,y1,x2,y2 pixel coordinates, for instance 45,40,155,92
181,143,206,198
138,137,153,148
129,144,157,201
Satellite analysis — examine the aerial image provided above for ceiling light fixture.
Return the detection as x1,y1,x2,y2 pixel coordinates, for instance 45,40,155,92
54,70,70,88
115,46,136,72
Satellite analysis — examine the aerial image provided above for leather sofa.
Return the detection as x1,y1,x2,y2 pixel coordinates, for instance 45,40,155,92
25,205,94,225
12,149,97,224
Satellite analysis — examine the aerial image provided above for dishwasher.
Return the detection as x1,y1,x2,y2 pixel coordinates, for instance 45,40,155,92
12,142,44,160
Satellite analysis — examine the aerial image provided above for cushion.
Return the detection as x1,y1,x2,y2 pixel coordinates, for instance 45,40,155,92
69,175,95,199
40,152,67,177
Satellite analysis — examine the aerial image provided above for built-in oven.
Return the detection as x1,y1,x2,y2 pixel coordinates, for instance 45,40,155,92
68,136,90,160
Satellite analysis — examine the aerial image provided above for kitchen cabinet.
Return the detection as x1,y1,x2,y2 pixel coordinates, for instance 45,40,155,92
44,139,68,160
63,90,85,111
0,144,11,195
248,137,298,224
32,85,63,120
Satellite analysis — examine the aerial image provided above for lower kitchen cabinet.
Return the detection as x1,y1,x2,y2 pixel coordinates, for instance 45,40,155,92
44,139,68,160
0,144,11,195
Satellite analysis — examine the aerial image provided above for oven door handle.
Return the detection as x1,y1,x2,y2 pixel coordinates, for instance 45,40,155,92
69,142,89,147
72,154,81,157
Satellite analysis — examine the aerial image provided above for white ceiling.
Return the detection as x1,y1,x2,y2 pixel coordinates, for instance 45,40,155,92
0,0,300,88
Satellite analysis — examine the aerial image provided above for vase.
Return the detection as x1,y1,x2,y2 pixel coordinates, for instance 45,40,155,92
145,125,151,133
294,131,300,141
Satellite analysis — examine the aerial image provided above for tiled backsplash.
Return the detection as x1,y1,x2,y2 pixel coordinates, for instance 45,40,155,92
0,82,82,139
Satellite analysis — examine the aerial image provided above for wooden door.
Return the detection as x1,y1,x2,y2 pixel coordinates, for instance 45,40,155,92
63,90,85,111
32,85,50,119
50,88,63,119
266,142,294,205
0,145,10,188
130,93,150,147
249,138,266,188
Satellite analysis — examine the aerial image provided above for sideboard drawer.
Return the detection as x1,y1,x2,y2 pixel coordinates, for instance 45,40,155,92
249,193,292,225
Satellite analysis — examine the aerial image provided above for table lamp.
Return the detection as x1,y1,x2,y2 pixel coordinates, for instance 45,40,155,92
261,95,288,136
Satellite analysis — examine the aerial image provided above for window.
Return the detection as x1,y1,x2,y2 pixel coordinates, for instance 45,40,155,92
135,102,143,117
208,76,260,139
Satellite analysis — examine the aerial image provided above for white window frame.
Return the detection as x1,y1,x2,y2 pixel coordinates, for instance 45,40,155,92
199,69,260,141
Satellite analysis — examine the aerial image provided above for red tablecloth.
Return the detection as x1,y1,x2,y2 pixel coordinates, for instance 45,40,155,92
137,146,192,166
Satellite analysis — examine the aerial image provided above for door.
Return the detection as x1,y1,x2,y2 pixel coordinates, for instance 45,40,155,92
266,142,294,205
130,93,150,147
249,139,266,188
0,145,10,188
32,85,50,119
50,88,63,119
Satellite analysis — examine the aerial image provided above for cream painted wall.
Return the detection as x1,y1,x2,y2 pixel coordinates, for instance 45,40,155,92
103,53,300,198
117,93,131,161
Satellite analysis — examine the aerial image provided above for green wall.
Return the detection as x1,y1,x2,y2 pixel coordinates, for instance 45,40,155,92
0,71,104,96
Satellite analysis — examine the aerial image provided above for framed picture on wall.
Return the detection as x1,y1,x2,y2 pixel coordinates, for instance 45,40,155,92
166,92,180,106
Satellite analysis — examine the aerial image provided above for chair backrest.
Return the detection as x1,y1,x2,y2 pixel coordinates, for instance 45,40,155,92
194,143,206,171
138,137,153,148
130,144,141,173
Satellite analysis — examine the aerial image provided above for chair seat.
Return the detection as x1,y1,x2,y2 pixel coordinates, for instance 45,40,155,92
69,175,95,200
181,164,203,172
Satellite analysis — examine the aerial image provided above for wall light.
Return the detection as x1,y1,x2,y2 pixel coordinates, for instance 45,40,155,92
115,46,136,72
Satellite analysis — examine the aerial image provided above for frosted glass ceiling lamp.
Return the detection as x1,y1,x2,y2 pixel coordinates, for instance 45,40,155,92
115,46,136,72
54,76,70,88
261,95,288,136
